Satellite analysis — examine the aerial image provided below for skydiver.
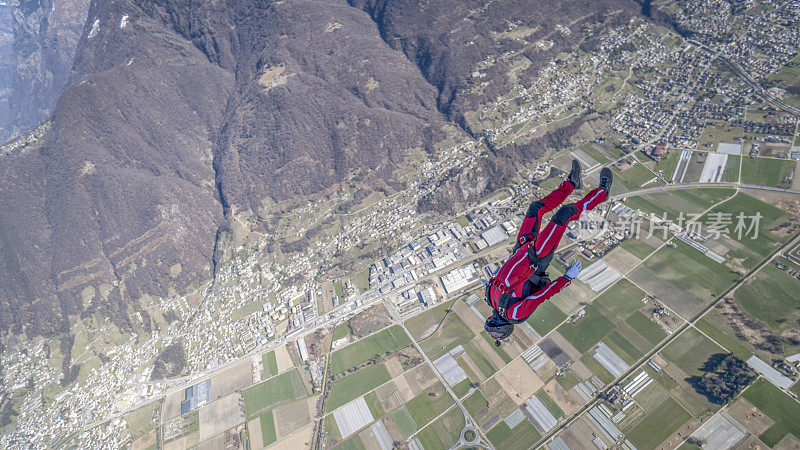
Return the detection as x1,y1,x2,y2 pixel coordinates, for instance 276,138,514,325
484,160,613,341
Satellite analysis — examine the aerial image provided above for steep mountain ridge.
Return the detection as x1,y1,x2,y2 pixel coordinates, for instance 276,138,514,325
0,0,643,336
0,0,90,142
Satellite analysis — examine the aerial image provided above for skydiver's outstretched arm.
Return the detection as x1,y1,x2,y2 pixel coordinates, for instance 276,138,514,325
504,261,582,321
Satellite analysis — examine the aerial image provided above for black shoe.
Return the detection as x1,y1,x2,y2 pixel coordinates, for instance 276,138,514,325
599,167,613,192
567,159,582,190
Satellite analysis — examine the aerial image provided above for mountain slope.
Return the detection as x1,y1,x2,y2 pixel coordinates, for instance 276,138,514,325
0,0,642,336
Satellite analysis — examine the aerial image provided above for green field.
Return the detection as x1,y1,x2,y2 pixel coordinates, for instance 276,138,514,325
405,301,453,339
419,309,474,360
702,192,790,264
662,328,725,377
625,312,667,345
405,382,455,427
464,340,498,380
626,397,692,449
244,368,308,418
364,391,384,418
416,423,446,449
605,331,644,363
259,410,277,446
329,326,411,374
353,267,370,292
741,157,795,189
415,407,464,449
391,406,418,437
644,239,739,305
463,389,489,418
557,304,615,353
726,155,741,182
734,264,800,334
527,301,568,336
452,378,472,398
324,414,342,441
326,364,392,412
653,148,684,180
536,390,564,418
332,322,351,341
123,403,158,440
619,237,659,260
579,142,619,164
336,435,366,450
625,188,736,223
695,319,752,360
556,371,581,391
593,279,646,318
486,419,541,448
612,160,662,192
263,350,278,378
742,378,800,447
580,353,614,384
791,379,800,397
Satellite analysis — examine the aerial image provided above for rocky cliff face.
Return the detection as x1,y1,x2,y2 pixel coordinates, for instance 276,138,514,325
0,0,640,336
0,0,90,142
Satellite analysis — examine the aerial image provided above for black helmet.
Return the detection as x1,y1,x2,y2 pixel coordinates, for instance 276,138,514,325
484,311,514,340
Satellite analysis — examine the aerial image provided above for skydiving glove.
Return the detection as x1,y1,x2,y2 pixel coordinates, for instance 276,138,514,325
564,260,582,281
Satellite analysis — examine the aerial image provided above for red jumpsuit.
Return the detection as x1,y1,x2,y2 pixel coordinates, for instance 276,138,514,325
488,180,608,322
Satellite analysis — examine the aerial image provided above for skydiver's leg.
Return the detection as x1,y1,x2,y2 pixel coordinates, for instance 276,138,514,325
531,187,608,262
515,180,574,249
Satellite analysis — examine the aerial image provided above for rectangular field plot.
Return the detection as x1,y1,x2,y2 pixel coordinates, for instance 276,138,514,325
592,278,646,319
389,406,418,438
695,318,753,360
244,368,307,418
486,419,542,449
742,378,800,447
625,312,667,346
697,121,743,152
579,142,625,165
734,264,800,335
198,393,245,441
417,310,474,361
527,301,567,337
611,159,662,193
405,301,456,340
258,411,277,447
633,239,740,317
414,406,464,449
623,188,735,223
741,157,796,189
405,382,454,428
326,364,391,413
263,350,278,378
557,305,615,354
618,237,660,260
329,326,411,375
625,397,692,449
662,328,725,377
702,192,793,266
